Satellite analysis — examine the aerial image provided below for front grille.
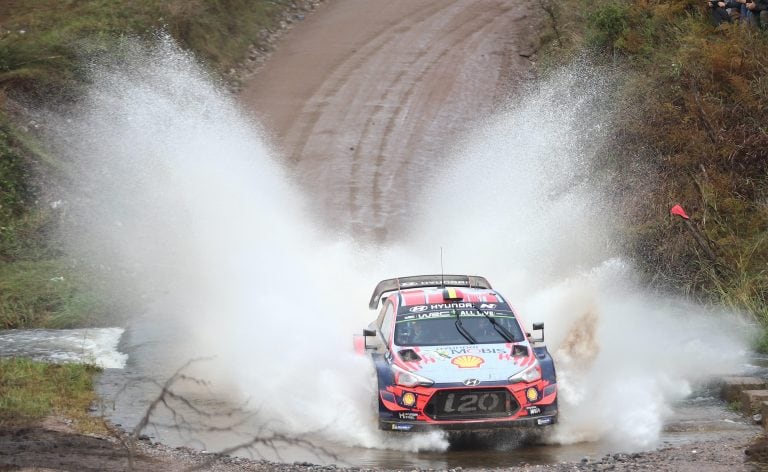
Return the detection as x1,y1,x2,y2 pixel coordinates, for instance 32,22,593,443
424,389,518,420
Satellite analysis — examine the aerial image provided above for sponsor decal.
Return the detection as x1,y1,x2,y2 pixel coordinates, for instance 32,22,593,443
537,417,553,425
434,346,507,356
451,355,485,368
400,279,471,287
398,412,419,420
411,310,513,320
463,378,481,386
478,303,497,309
526,406,542,416
420,355,436,364
434,350,452,359
408,305,429,313
391,423,414,431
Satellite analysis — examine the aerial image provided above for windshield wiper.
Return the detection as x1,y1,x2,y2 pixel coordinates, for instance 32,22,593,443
475,304,517,343
453,309,477,344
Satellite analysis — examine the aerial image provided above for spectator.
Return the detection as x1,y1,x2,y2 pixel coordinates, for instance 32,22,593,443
709,0,740,25
746,0,768,28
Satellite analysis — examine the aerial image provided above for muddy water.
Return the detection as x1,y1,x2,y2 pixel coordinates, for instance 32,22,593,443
0,317,760,467
88,316,762,468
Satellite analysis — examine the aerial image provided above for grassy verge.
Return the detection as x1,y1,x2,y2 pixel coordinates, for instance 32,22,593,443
0,259,118,329
0,357,105,433
0,1,316,329
0,0,304,101
538,0,768,344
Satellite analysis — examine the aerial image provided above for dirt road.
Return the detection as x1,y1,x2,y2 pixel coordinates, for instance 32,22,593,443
240,0,540,241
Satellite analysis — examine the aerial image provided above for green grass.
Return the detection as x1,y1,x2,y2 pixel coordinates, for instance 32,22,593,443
0,0,299,102
0,357,104,432
0,259,117,329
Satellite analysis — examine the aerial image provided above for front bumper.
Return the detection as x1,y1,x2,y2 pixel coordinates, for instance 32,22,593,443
378,381,558,432
380,410,557,432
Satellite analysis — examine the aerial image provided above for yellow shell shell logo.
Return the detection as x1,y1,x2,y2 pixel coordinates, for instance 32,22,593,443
451,355,484,368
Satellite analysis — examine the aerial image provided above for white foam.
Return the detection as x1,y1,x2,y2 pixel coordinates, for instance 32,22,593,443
0,328,127,368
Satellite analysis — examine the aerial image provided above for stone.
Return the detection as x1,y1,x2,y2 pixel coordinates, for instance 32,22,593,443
741,390,768,415
720,376,767,403
760,401,768,430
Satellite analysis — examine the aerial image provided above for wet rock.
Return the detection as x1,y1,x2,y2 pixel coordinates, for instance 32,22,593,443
720,376,766,403
741,389,768,416
612,453,630,462
761,401,768,430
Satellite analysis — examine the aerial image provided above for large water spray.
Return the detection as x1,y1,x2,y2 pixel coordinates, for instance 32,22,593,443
50,37,748,454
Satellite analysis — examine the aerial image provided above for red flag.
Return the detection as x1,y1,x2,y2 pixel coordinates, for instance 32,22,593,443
670,204,689,220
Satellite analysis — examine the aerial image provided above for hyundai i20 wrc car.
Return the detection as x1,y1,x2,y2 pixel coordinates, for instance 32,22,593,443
354,275,557,432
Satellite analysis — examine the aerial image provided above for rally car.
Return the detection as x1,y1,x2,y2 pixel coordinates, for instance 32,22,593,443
354,275,557,432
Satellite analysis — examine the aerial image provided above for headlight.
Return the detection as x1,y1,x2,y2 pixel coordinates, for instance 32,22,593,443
392,364,434,387
508,364,541,383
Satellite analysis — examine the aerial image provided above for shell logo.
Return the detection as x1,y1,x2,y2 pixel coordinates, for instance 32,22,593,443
451,355,485,368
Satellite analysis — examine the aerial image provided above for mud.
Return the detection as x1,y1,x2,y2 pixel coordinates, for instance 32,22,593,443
0,419,762,471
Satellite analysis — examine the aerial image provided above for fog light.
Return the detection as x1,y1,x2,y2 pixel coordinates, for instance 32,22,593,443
402,392,417,407
526,387,540,402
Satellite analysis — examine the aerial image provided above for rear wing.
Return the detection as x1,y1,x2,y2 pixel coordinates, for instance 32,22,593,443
368,274,492,309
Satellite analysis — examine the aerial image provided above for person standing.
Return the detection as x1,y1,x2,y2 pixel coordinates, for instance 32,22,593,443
746,0,768,27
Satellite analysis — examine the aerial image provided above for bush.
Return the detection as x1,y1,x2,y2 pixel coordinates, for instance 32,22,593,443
587,2,630,51
541,0,768,345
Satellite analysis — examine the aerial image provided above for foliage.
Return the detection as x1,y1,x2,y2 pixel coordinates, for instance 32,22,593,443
0,121,33,222
587,2,630,51
0,0,295,103
0,0,306,329
0,357,104,432
540,0,768,342
0,259,117,329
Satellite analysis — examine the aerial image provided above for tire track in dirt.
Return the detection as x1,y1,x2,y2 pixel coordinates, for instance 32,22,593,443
346,2,506,237
240,0,539,241
366,4,524,239
281,1,446,165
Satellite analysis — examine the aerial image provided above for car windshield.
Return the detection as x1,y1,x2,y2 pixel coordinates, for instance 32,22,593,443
394,311,525,346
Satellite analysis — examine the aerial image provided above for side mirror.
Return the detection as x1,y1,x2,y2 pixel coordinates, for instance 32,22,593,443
363,328,377,350
531,322,544,343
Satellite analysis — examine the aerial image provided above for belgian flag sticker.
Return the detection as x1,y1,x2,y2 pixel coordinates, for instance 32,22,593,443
443,287,463,301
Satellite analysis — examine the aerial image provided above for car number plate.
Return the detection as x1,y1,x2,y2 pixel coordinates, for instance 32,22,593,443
430,389,512,419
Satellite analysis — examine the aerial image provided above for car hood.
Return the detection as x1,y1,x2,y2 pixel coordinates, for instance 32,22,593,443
395,343,536,384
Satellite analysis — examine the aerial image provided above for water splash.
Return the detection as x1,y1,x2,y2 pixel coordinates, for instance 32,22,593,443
405,65,751,448
49,37,749,455
50,36,446,452
0,328,126,368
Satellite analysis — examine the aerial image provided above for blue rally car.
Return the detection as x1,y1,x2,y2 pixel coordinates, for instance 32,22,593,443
354,275,558,432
